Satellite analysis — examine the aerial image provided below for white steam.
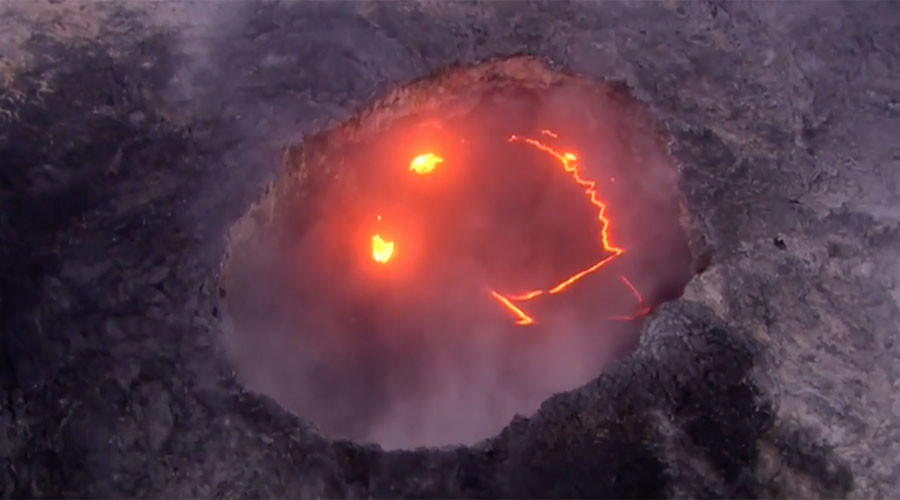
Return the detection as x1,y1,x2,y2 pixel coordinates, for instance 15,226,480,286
221,76,690,449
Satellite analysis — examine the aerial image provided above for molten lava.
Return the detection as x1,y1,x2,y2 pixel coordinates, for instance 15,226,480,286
372,234,394,263
382,134,646,326
490,290,535,326
485,133,627,325
409,153,444,175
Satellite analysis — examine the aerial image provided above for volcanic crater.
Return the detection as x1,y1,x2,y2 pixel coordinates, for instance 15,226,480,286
3,2,897,498
221,59,691,448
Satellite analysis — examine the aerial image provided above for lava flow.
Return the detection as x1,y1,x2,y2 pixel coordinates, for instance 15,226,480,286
370,131,648,325
488,132,632,325
489,290,535,326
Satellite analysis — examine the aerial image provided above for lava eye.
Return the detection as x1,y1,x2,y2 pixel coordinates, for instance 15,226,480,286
409,152,443,175
371,234,394,264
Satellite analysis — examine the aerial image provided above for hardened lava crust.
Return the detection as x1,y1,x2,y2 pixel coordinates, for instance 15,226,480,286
1,2,897,498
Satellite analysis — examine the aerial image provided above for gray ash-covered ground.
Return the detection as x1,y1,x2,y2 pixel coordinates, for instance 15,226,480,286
1,1,898,498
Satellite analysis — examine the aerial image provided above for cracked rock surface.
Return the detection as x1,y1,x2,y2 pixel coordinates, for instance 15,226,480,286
1,1,897,497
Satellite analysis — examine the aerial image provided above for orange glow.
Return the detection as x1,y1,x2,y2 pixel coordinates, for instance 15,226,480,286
485,133,629,324
409,153,444,175
372,234,395,264
508,290,544,301
547,254,619,294
371,131,644,327
508,135,624,262
490,290,535,326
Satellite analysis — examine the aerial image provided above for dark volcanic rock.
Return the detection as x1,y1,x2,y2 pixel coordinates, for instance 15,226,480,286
1,0,897,497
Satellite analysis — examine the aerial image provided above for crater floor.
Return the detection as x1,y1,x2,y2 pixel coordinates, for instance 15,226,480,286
220,62,693,449
1,1,898,498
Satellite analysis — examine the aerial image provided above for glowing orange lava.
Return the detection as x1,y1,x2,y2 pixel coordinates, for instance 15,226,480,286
409,153,444,175
507,134,625,274
490,290,535,326
372,234,394,263
393,138,645,327
508,290,544,301
484,132,630,325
